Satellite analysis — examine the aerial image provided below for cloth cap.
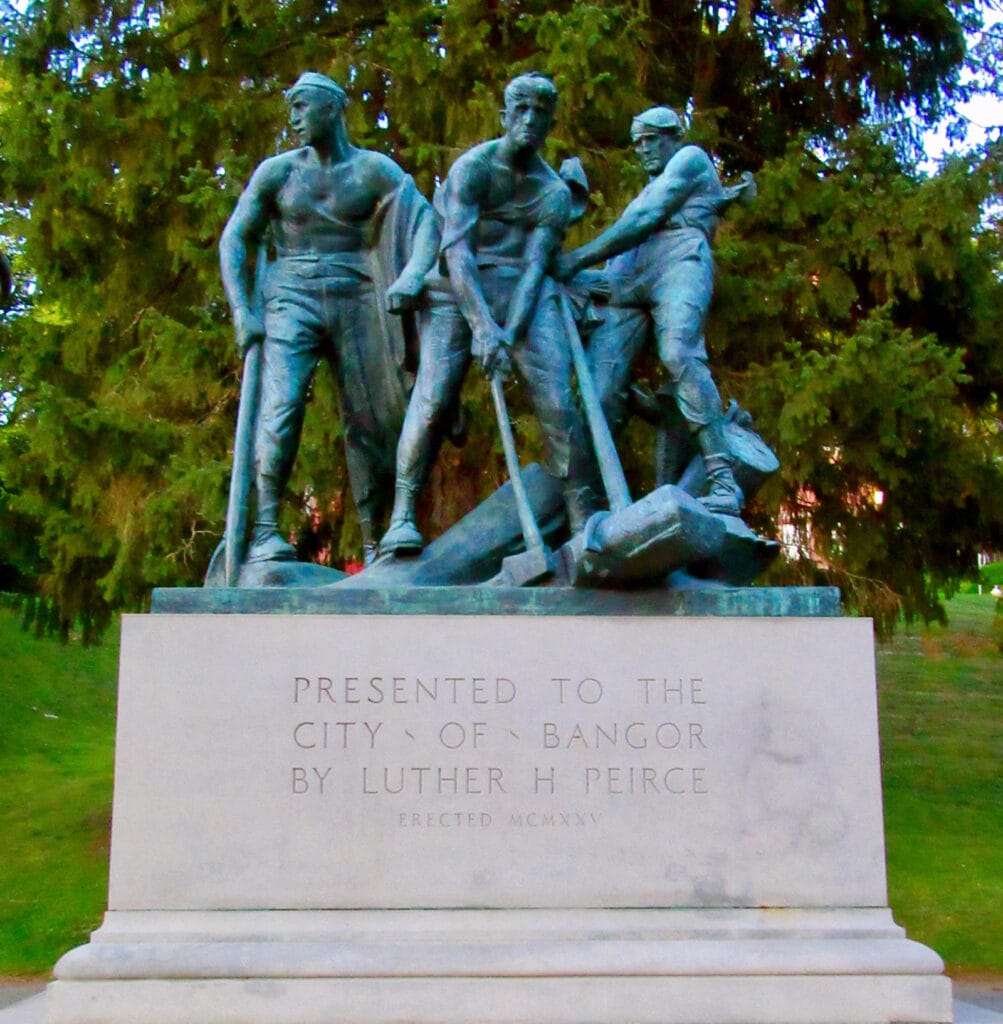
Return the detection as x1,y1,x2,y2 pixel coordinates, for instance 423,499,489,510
286,72,348,106
631,106,682,138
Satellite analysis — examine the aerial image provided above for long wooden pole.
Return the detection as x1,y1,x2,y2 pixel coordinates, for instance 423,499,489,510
558,291,632,513
224,249,268,587
490,372,547,554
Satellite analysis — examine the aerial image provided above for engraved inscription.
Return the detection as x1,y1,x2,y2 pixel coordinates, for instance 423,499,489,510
285,670,711,825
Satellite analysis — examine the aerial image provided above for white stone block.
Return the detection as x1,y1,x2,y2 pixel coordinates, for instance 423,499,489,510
47,611,951,1024
106,614,886,911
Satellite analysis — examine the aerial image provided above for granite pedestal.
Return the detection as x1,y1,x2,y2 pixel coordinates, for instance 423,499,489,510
45,588,951,1024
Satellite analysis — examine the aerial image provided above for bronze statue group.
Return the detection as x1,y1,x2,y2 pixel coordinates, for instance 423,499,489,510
218,71,769,588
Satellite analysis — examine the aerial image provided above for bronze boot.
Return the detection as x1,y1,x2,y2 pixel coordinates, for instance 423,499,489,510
697,420,744,516
380,481,424,554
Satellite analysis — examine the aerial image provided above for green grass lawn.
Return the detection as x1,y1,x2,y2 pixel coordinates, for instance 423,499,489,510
0,609,118,977
877,592,1003,976
0,594,1000,978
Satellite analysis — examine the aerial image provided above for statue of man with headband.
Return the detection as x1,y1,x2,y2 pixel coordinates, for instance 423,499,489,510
554,106,752,516
220,72,438,568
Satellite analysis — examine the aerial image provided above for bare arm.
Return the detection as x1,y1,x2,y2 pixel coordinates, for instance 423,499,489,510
219,160,281,313
404,205,440,280
445,231,508,375
502,178,570,357
219,158,285,352
386,202,440,313
555,149,703,279
440,161,508,372
504,223,562,344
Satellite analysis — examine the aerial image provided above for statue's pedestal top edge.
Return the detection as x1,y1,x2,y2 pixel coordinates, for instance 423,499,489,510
151,585,841,617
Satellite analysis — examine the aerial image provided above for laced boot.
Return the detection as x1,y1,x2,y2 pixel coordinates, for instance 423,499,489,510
357,516,380,568
700,454,744,516
247,521,297,562
696,419,744,516
380,481,424,554
246,485,297,562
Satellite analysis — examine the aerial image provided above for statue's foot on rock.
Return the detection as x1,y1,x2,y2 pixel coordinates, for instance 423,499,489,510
246,528,297,563
699,455,745,517
380,518,424,555
698,486,744,517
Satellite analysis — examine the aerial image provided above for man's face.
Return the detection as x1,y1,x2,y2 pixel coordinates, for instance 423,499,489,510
632,128,679,177
288,88,340,146
502,90,555,152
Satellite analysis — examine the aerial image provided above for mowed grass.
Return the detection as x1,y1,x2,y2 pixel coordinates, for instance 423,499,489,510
0,594,999,978
877,592,1003,975
0,609,118,976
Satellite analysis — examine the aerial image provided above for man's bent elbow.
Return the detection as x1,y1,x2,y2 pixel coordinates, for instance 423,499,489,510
218,223,241,262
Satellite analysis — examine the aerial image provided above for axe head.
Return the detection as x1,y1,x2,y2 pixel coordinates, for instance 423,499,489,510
497,545,555,587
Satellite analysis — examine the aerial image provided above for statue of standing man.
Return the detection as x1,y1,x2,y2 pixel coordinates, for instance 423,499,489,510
219,72,438,570
381,72,599,554
554,106,750,516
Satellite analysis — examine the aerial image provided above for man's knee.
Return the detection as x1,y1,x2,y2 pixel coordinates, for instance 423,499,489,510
661,341,709,385
668,357,723,428
413,317,469,420
412,374,456,426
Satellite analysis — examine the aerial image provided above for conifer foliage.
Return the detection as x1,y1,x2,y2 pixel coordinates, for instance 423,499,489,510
0,0,999,635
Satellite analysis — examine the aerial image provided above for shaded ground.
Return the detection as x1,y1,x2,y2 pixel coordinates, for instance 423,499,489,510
954,975,1003,1013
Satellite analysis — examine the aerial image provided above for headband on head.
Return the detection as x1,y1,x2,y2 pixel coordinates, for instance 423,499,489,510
286,72,348,106
631,106,682,137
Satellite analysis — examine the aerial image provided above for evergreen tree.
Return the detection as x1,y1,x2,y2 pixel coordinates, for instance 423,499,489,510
0,0,999,634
